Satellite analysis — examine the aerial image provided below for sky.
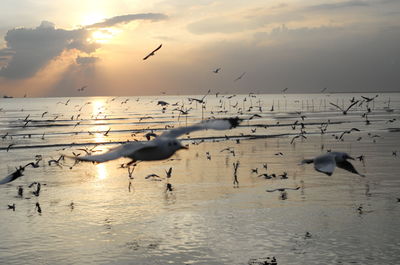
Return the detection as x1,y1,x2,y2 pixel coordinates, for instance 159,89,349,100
0,0,399,97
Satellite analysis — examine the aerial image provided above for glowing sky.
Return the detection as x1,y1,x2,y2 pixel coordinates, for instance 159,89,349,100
0,0,399,97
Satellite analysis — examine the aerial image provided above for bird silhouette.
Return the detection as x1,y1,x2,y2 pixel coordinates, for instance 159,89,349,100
143,44,162,60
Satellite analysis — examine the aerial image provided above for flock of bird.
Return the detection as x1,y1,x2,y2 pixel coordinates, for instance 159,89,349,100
0,60,399,214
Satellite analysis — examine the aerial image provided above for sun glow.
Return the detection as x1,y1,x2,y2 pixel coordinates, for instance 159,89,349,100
90,29,119,43
82,13,106,26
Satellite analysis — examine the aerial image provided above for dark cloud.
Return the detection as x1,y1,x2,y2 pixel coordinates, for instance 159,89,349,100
85,13,168,28
306,0,369,11
0,21,97,79
76,56,99,64
208,25,400,93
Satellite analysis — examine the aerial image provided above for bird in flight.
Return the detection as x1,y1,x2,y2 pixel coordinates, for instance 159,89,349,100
74,117,241,164
188,89,211,104
143,44,162,60
361,95,378,103
302,151,365,177
266,187,300,192
329,101,359,115
234,72,246,82
77,86,87,92
213,68,221,73
339,128,360,140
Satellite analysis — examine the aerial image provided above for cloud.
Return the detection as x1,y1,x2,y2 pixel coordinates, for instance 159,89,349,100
254,24,344,43
0,21,97,79
187,12,303,35
85,13,168,28
76,55,99,64
306,0,369,11
0,13,167,79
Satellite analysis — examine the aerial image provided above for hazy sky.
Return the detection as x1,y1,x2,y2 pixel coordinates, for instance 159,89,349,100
0,0,399,97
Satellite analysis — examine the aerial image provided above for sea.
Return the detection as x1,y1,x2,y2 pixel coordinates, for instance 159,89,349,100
0,93,399,264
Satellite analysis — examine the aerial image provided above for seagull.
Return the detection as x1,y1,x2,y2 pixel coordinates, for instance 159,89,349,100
257,173,276,179
0,166,24,185
57,99,70,106
0,160,42,185
77,85,87,92
165,167,172,178
212,67,221,73
339,128,360,140
188,89,210,104
143,44,162,60
157,101,169,106
266,187,300,192
234,72,246,82
35,202,42,214
361,95,378,103
290,134,307,144
302,152,365,177
329,101,359,115
8,204,16,211
145,174,163,181
6,143,14,152
248,114,262,120
74,117,241,164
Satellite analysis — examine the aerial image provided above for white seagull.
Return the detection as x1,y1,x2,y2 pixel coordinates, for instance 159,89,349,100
302,151,365,177
75,117,241,164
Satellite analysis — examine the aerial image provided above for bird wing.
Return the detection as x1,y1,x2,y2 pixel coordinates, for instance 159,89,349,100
234,72,246,81
76,142,158,163
329,102,344,112
201,89,211,101
290,135,299,144
336,160,365,177
345,101,359,112
160,117,241,139
313,153,336,176
339,131,347,140
143,53,152,60
0,170,23,185
301,158,314,164
143,44,162,60
266,187,300,192
152,44,162,53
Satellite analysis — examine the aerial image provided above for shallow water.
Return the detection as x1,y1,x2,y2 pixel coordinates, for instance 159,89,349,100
1,93,400,264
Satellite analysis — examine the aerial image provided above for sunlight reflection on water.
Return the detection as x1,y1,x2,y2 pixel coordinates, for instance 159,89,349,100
96,163,107,180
